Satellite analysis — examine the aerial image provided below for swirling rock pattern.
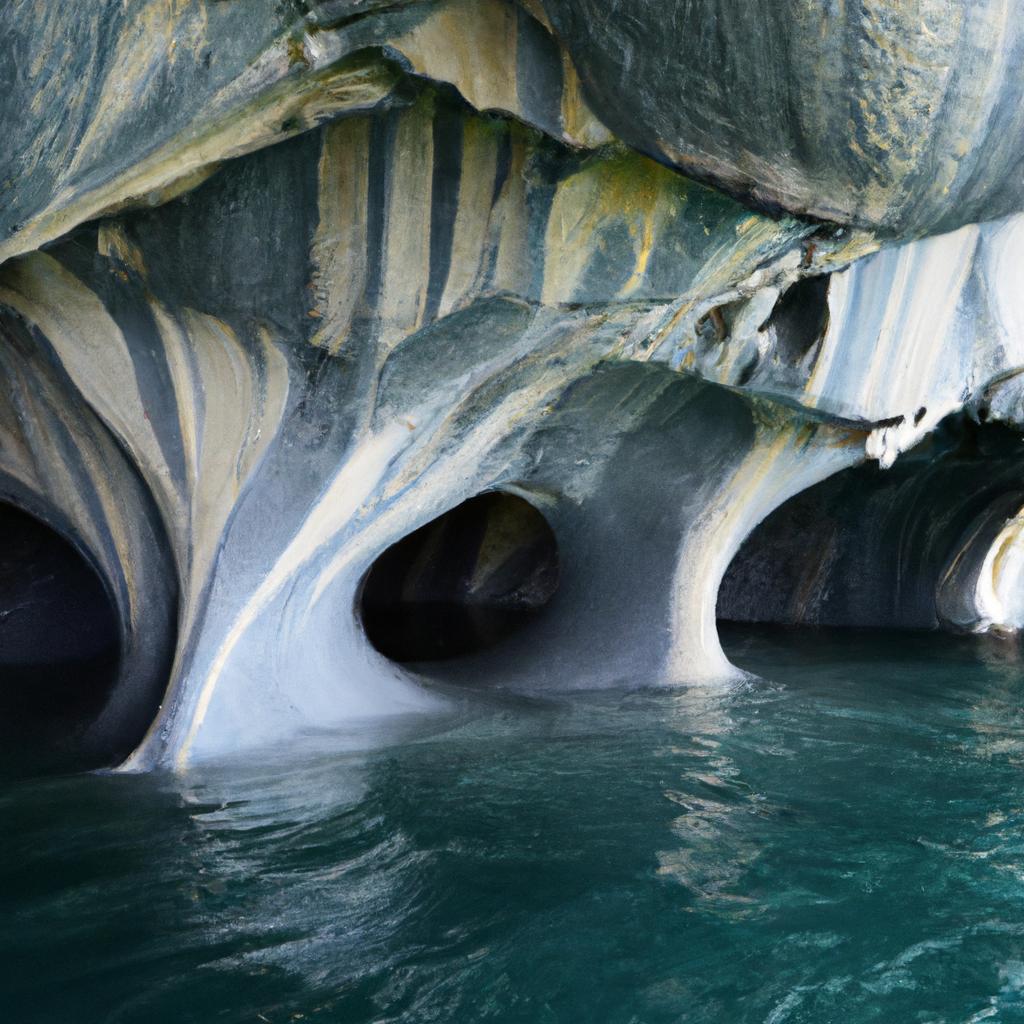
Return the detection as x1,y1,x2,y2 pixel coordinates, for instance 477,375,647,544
540,0,1024,236
1,0,1022,769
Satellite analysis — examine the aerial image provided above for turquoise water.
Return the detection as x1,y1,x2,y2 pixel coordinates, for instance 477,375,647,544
6,627,1024,1023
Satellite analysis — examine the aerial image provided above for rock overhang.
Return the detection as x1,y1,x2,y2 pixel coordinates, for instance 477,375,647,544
2,0,1023,769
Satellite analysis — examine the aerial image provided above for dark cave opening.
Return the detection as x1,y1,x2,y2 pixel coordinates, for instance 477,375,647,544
0,503,121,765
716,416,1024,634
358,492,560,663
759,273,831,364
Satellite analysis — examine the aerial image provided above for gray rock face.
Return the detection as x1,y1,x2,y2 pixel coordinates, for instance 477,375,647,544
540,0,1024,236
1,0,1022,770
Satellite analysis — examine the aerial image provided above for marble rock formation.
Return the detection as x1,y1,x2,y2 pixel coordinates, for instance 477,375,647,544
1,0,1022,771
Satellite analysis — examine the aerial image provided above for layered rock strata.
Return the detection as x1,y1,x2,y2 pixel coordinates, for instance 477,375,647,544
1,0,1022,769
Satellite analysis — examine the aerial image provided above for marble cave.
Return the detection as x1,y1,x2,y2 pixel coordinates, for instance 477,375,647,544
2,0,1024,777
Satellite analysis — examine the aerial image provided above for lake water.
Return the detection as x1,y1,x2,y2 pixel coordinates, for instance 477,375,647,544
5,627,1024,1023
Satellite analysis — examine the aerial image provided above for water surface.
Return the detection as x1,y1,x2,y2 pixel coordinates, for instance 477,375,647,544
5,628,1024,1023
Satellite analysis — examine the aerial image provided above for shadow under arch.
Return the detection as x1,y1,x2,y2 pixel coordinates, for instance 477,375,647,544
716,415,1024,635
357,490,561,664
357,361,761,695
0,479,179,775
0,500,122,772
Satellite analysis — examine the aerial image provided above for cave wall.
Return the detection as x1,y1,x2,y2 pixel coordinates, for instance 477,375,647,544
718,421,1024,633
2,0,1024,769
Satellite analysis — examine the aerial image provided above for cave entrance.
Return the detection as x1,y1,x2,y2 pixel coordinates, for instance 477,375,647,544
0,503,121,769
716,416,1024,635
358,492,560,663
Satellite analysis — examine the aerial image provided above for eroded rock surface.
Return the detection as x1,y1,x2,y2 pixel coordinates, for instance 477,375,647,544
1,0,1022,769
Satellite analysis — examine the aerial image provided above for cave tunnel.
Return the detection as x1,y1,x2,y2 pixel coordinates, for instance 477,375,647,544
0,502,121,774
717,415,1024,637
358,491,560,664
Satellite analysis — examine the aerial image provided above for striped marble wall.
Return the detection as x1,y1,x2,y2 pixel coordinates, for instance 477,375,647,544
3,0,1024,770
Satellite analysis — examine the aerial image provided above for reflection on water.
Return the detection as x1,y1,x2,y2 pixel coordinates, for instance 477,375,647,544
5,627,1024,1022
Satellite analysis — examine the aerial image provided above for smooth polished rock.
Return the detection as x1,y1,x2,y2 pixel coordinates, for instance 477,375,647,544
3,1,1024,770
539,0,1024,236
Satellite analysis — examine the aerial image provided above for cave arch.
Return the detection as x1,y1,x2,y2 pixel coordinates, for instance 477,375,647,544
358,491,560,663
0,502,122,773
716,417,1024,634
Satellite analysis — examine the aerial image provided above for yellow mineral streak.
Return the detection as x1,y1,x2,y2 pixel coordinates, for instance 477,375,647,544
23,11,105,179
923,0,1010,211
0,350,144,635
69,432,143,632
516,0,553,32
490,131,532,295
388,0,611,147
851,0,957,222
144,301,290,676
311,118,371,353
0,254,180,528
391,0,519,117
97,223,149,279
379,94,436,352
542,152,679,304
181,310,289,581
149,301,201,513
559,50,614,149
438,117,501,317
3,0,616,270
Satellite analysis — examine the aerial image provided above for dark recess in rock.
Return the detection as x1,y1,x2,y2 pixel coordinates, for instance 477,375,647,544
358,492,560,663
0,503,120,775
717,417,1024,631
760,274,831,365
